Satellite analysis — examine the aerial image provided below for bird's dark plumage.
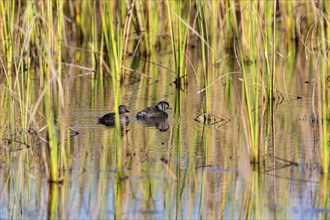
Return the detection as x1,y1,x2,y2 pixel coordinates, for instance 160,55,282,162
98,105,130,127
136,101,171,119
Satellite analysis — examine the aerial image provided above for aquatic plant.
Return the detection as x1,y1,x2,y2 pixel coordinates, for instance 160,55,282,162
167,0,189,92
0,1,329,218
317,1,329,174
234,1,262,164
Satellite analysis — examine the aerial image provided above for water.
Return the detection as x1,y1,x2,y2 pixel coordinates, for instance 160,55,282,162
0,32,329,219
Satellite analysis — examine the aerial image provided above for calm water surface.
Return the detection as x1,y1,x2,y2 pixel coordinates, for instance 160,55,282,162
0,52,329,219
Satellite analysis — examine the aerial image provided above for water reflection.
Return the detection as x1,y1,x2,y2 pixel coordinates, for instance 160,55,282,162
136,118,169,132
1,94,329,219
0,45,329,220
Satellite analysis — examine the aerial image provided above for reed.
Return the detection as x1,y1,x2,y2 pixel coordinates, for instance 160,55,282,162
0,0,15,81
0,1,330,218
146,1,159,54
95,129,112,219
195,0,211,113
320,175,329,219
99,0,130,114
0,1,16,134
48,183,59,219
43,77,61,182
198,126,210,219
30,0,65,182
99,7,136,219
166,0,189,91
317,1,329,174
133,0,150,55
100,1,125,182
235,1,261,164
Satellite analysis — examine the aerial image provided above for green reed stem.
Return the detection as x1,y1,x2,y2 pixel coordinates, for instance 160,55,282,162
320,175,329,219
198,126,209,219
166,0,189,91
196,0,210,113
147,1,158,52
318,0,329,174
39,0,66,182
45,87,59,182
172,92,182,216
0,0,15,86
100,1,127,182
271,0,276,100
237,1,260,163
100,0,122,111
115,178,123,219
48,184,59,219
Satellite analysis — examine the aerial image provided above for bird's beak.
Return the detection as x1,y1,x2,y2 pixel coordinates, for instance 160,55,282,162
126,110,130,113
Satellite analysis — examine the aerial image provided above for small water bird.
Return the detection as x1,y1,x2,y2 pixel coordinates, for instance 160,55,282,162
98,105,130,127
136,101,171,119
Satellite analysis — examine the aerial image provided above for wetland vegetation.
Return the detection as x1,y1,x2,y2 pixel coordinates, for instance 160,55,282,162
0,0,329,219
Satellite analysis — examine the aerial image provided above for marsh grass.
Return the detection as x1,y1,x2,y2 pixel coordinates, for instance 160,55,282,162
167,1,190,92
234,1,261,163
0,0,329,218
0,1,327,167
317,1,329,174
195,0,211,114
100,1,127,185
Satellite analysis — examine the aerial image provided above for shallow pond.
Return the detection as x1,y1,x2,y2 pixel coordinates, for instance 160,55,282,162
0,47,329,219
0,1,329,216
